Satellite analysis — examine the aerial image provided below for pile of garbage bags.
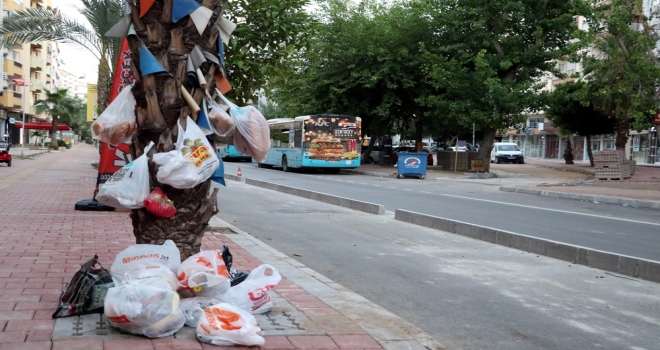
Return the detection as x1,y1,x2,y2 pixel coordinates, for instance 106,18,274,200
56,240,280,346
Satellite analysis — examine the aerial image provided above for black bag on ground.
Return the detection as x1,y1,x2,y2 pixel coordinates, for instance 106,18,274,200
52,255,114,318
222,245,249,286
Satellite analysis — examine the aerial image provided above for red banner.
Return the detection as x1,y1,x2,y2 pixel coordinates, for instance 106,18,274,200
654,112,660,125
94,37,135,197
110,37,135,102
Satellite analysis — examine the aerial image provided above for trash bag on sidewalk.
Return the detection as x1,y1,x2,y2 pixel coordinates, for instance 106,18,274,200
221,245,248,287
91,85,137,145
196,303,265,347
154,116,220,189
111,240,181,288
179,297,221,327
52,255,114,318
104,278,185,338
178,250,231,298
96,142,154,209
223,264,281,314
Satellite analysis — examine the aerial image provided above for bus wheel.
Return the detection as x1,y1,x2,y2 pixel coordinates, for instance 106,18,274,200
325,168,340,174
257,163,264,168
282,155,291,172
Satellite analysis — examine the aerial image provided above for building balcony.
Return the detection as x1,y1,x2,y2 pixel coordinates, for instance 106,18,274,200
0,92,21,109
30,55,44,71
30,78,45,92
3,61,24,77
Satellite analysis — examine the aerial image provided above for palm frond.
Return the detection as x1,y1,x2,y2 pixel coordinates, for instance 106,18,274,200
76,0,123,62
0,7,105,62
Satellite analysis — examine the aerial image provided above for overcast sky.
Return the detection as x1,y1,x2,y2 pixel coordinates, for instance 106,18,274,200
54,0,99,83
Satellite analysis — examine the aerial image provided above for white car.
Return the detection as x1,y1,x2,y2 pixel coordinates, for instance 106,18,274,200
490,142,524,164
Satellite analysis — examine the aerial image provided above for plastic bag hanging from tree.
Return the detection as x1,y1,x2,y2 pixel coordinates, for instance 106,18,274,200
216,91,270,162
196,303,265,346
96,141,154,209
153,116,220,189
206,95,235,137
91,85,137,145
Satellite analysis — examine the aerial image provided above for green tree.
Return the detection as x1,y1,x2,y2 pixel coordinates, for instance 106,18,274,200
422,0,594,172
544,81,617,166
1,0,123,109
33,89,84,149
581,0,660,150
273,0,439,155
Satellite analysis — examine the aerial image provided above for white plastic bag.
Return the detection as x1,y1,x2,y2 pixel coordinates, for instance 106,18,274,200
178,250,231,298
179,297,221,327
91,86,137,145
110,240,181,287
104,279,185,338
96,141,153,209
217,91,270,163
196,303,265,347
154,117,219,189
207,97,235,137
223,264,281,314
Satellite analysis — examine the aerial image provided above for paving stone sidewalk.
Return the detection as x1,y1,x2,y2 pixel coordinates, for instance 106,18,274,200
0,144,441,350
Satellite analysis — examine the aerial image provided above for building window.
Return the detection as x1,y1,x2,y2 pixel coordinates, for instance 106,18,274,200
529,118,545,129
11,51,20,61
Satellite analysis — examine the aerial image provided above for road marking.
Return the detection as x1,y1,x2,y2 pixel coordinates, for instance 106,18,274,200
387,186,397,189
403,189,412,191
358,182,367,185
420,191,433,194
441,194,660,227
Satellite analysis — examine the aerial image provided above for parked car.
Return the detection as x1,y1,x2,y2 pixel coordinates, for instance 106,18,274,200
490,142,524,164
392,146,434,166
0,141,11,167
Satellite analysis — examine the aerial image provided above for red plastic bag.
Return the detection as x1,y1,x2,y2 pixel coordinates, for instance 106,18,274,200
144,188,177,218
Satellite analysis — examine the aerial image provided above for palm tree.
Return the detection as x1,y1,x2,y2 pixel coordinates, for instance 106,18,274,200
33,89,83,149
0,0,123,109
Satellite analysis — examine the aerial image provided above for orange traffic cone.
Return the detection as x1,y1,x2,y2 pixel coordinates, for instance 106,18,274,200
237,167,242,177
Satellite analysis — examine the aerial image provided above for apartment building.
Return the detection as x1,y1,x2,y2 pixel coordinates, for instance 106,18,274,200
58,68,87,101
0,0,59,143
500,5,660,164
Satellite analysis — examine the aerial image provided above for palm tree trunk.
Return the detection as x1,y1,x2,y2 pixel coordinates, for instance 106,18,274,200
129,0,221,260
50,119,59,150
97,56,112,111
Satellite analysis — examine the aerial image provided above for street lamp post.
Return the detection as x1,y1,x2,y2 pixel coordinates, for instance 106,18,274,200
12,79,31,158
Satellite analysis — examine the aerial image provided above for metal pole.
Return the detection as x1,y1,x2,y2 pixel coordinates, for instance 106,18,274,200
20,84,26,158
472,122,475,145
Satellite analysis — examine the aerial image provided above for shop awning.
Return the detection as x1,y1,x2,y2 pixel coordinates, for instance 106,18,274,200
13,122,72,131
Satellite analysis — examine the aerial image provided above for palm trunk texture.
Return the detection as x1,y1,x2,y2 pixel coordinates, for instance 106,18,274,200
128,0,222,260
50,120,59,150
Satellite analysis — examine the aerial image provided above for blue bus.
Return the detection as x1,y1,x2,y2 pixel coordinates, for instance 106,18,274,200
215,144,252,162
259,115,362,172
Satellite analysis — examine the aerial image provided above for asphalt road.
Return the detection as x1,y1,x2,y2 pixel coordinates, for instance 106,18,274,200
214,181,660,350
222,161,660,262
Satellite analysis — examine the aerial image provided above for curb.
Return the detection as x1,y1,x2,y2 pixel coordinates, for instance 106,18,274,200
208,216,446,350
500,186,660,210
394,209,660,284
341,169,395,178
226,176,385,215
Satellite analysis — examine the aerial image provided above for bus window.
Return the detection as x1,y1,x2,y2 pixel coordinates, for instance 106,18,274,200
295,129,303,148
